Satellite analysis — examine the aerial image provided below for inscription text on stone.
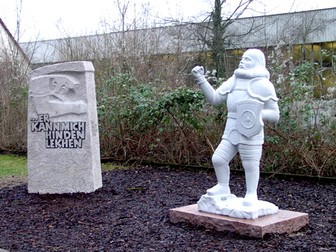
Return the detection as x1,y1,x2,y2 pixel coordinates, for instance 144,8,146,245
30,114,86,148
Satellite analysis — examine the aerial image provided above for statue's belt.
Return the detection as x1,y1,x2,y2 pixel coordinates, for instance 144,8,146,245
227,112,237,119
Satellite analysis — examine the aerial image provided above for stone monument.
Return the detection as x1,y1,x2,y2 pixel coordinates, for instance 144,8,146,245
27,61,102,194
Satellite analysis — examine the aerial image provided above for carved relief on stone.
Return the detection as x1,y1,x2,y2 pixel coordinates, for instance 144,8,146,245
30,74,87,118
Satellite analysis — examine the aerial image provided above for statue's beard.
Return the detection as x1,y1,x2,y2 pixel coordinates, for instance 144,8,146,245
234,67,269,79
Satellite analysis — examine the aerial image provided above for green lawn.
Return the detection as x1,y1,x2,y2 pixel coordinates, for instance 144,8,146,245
0,154,125,178
0,154,27,177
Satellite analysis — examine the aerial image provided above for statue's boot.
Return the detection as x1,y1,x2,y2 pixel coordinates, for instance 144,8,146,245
206,183,231,196
206,154,231,196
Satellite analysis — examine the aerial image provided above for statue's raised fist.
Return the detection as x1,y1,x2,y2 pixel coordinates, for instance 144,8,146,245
191,66,204,80
191,66,206,86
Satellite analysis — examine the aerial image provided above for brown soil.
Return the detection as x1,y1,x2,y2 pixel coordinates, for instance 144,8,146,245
0,175,27,189
0,166,335,251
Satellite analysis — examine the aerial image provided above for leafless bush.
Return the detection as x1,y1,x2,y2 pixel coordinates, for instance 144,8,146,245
0,45,29,152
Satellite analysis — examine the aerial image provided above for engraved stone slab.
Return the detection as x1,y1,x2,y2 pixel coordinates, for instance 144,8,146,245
170,204,309,238
27,61,102,194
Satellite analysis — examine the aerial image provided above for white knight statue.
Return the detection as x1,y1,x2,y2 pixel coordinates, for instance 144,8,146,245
191,49,280,219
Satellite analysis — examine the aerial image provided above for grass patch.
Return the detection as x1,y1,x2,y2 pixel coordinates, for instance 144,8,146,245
0,154,27,177
0,154,126,178
101,162,128,172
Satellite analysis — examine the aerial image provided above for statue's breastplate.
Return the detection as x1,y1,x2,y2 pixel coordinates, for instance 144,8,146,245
227,79,251,113
224,78,265,145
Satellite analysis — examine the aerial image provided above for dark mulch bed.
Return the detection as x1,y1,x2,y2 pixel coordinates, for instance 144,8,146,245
0,166,335,251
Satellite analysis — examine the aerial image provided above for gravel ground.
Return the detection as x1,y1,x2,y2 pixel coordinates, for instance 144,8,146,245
0,166,335,251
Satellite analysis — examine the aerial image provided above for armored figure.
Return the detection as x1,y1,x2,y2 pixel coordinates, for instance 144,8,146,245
191,49,279,204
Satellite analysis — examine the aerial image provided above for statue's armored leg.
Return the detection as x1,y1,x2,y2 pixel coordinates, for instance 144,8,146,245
206,153,231,196
206,140,237,196
242,160,260,201
239,144,262,202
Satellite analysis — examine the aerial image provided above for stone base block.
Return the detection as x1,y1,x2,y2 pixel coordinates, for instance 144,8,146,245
170,204,309,238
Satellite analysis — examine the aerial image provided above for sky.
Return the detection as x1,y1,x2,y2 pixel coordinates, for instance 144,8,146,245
1,0,336,42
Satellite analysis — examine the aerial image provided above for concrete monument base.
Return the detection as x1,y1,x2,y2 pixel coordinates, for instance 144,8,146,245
170,204,309,238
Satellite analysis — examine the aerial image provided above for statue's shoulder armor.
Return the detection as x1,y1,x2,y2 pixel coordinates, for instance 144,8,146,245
217,76,235,95
247,77,278,102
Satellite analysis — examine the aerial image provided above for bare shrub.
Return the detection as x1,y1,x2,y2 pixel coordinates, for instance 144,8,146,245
263,44,336,177
0,44,29,152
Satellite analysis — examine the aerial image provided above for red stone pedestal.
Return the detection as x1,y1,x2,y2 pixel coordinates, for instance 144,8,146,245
170,204,309,238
